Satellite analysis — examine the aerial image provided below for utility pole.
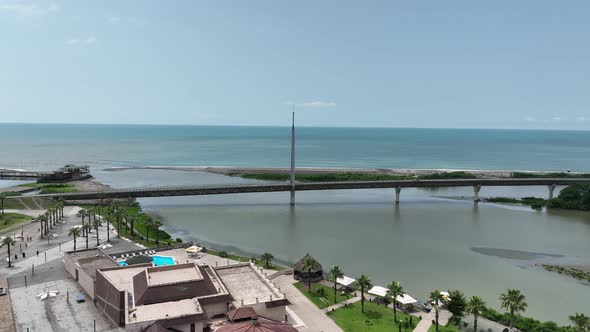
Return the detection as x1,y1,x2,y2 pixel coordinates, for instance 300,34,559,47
290,108,296,206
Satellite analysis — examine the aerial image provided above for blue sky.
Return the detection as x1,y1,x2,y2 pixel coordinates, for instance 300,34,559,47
0,1,589,129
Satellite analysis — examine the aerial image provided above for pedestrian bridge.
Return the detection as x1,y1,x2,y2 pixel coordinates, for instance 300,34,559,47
17,178,590,203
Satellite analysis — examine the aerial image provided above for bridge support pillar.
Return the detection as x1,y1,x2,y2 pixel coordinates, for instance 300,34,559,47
395,186,401,204
548,184,557,200
473,184,482,202
290,189,295,206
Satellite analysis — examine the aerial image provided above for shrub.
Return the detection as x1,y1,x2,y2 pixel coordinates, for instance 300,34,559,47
219,251,228,258
175,237,182,243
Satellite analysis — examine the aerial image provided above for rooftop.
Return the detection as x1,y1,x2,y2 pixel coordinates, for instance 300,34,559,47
216,263,283,306
147,264,203,286
128,298,204,324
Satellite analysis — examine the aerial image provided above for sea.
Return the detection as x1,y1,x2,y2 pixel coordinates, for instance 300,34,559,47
1,123,589,324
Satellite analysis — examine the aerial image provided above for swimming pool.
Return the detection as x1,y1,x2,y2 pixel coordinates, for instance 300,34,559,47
117,261,128,266
151,255,175,266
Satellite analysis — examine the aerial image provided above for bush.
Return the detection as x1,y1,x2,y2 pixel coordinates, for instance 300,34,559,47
219,251,228,258
175,237,182,243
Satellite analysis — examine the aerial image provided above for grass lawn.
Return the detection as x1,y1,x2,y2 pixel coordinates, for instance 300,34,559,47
328,301,419,332
294,282,351,309
21,182,77,194
428,322,461,332
0,213,32,232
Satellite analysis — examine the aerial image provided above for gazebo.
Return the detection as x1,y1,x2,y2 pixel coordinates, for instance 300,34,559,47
293,254,323,282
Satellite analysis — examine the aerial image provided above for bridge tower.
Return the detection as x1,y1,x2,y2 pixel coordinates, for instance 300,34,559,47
395,186,401,204
290,111,296,205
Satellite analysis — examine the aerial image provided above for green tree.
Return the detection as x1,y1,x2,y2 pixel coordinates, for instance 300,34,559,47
569,313,590,332
329,265,344,304
500,289,528,329
92,219,102,246
387,281,404,322
260,252,274,269
465,296,486,332
76,209,87,236
127,215,136,238
302,256,317,292
152,218,162,245
2,236,16,267
68,226,81,251
0,192,7,216
445,290,467,325
429,290,445,332
144,216,153,244
356,274,372,313
83,223,92,249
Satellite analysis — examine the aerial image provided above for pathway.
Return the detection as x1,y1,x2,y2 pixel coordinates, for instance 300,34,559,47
321,296,361,313
411,308,452,332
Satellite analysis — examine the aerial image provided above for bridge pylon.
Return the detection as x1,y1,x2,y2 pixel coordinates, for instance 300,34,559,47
395,186,401,204
548,184,557,200
473,184,482,202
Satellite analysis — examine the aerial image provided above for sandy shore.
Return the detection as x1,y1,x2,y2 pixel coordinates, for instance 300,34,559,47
105,165,523,178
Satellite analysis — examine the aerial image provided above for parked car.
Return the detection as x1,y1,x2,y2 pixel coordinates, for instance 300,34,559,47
417,301,432,312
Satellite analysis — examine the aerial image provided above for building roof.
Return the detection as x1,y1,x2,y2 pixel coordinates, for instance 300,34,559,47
336,276,356,287
293,254,322,273
227,307,257,322
128,298,204,324
216,264,283,307
216,317,297,332
368,286,388,297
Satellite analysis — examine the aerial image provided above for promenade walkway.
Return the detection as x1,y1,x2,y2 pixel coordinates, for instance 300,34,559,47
321,295,361,313
411,308,452,332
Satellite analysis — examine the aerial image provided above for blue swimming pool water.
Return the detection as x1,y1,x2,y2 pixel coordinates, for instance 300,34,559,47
118,261,128,266
151,255,175,266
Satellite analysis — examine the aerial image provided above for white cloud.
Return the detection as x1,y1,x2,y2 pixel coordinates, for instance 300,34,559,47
65,36,97,46
298,101,337,108
576,116,585,122
551,117,561,121
0,1,59,16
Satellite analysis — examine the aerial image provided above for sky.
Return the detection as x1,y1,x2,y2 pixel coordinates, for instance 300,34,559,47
0,1,589,129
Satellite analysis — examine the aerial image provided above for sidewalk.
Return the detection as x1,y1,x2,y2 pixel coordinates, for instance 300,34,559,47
322,296,361,313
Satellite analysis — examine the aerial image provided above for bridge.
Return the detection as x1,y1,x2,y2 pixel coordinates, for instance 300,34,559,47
14,177,590,203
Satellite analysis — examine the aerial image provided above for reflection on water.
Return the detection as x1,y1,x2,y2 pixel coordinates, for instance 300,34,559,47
96,169,590,324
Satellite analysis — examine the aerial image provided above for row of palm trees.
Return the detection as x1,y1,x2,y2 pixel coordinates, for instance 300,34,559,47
325,265,589,332
68,202,164,251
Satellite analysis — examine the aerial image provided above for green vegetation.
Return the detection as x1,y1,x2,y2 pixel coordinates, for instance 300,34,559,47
512,172,590,178
0,212,32,232
239,171,478,182
541,264,590,283
418,171,476,180
547,184,590,211
487,196,547,209
22,182,77,194
239,172,414,182
294,282,350,309
482,307,568,332
427,323,460,332
327,301,419,332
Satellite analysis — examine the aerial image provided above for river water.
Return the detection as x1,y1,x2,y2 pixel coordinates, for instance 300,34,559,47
93,168,590,324
2,124,590,323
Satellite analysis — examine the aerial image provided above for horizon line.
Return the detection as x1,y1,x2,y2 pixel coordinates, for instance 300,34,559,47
0,121,589,132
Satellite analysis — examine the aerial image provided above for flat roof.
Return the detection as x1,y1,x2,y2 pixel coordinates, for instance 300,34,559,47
101,266,147,291
129,298,203,323
147,265,203,286
216,264,281,306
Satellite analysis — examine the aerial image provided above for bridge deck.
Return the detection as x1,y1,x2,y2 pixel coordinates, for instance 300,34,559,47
11,178,590,200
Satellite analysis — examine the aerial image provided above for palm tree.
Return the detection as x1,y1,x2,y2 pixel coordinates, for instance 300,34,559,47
0,192,7,216
76,209,87,236
127,215,136,238
302,256,317,292
569,313,590,332
261,252,274,269
465,296,486,332
430,290,445,332
500,289,527,329
152,219,162,245
83,224,92,249
2,236,15,267
144,216,153,244
92,219,102,246
68,226,81,251
105,215,111,242
386,281,404,322
115,208,123,238
356,274,372,313
329,265,344,304
38,214,46,238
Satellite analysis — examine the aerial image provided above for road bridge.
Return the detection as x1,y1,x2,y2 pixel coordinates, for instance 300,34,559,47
13,178,590,203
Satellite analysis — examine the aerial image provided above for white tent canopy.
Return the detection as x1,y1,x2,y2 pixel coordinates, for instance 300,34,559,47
185,245,203,254
396,293,418,305
368,286,388,297
336,276,356,287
